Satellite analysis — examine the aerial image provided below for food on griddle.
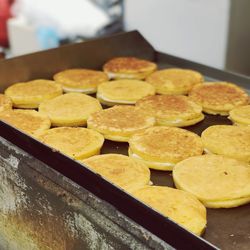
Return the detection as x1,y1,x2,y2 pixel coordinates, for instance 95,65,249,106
97,79,155,106
53,68,109,94
37,127,104,160
229,105,250,126
146,68,203,95
103,57,157,80
132,186,207,235
128,126,203,171
0,109,50,136
173,154,250,208
136,94,204,127
5,79,62,108
189,82,249,115
87,105,155,142
0,93,12,112
39,93,102,127
81,154,150,193
201,125,250,163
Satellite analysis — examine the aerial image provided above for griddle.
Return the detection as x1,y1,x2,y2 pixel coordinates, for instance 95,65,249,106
0,31,249,250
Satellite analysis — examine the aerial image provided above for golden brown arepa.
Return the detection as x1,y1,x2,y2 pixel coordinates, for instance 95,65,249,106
97,79,155,106
146,68,203,95
132,186,207,235
87,105,155,142
0,109,50,136
0,94,12,112
39,93,102,127
136,95,204,127
103,57,157,80
201,125,250,163
189,82,249,115
5,79,63,108
128,126,203,171
81,154,150,192
173,155,250,208
229,105,250,126
37,127,104,160
53,68,109,94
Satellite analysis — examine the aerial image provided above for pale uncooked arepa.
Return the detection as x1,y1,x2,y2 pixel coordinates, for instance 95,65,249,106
5,79,62,108
173,155,250,208
146,68,203,95
37,127,104,160
39,93,102,127
53,68,108,94
132,186,207,235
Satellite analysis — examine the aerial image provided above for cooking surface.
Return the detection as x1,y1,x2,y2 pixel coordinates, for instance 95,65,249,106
101,115,250,250
100,60,250,250
0,31,250,250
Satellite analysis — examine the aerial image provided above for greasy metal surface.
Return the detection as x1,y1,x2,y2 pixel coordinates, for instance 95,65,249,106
0,137,171,250
0,31,249,250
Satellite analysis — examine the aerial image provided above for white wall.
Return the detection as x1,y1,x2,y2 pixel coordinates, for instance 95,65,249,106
124,0,231,69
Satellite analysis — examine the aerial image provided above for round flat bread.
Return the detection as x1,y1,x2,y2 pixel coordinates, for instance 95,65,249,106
81,154,150,192
189,82,249,115
103,57,157,80
129,126,203,170
0,94,12,112
53,69,108,94
201,125,250,163
39,93,102,127
146,68,203,95
229,105,250,126
136,95,204,127
0,109,50,136
37,127,104,160
5,79,63,108
97,79,155,106
132,186,207,235
87,105,155,142
173,155,250,208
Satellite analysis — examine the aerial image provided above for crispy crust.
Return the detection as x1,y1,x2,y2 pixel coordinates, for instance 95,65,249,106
87,105,155,141
189,82,249,114
129,126,203,163
0,109,50,136
136,95,204,126
103,57,157,79
0,94,12,112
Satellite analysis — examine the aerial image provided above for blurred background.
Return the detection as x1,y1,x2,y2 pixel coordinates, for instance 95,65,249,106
0,0,249,75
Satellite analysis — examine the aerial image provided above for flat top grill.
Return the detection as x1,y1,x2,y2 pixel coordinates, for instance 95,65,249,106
0,31,250,250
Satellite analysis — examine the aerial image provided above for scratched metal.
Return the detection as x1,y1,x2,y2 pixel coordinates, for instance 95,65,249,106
0,137,171,250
